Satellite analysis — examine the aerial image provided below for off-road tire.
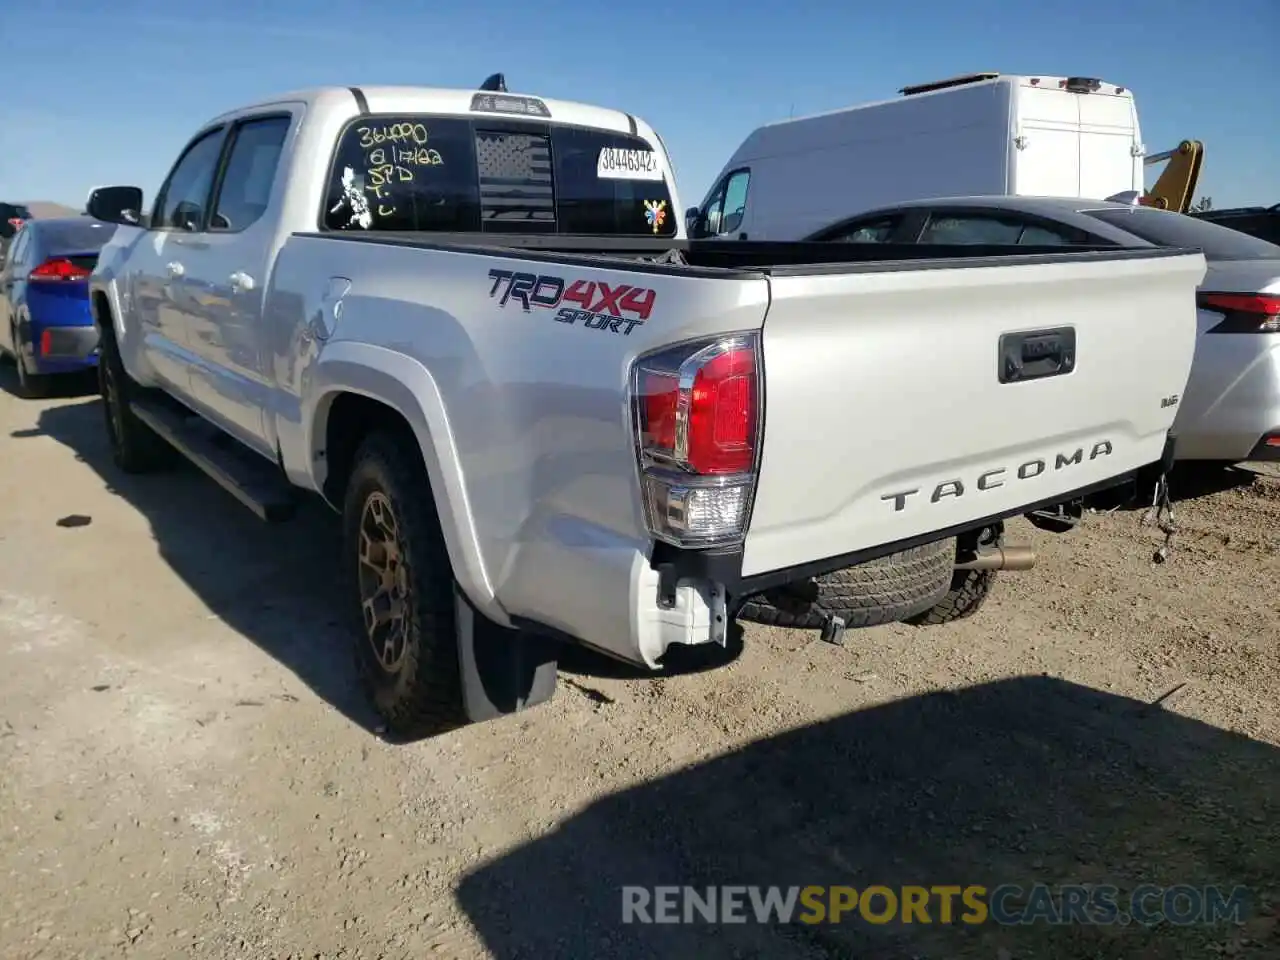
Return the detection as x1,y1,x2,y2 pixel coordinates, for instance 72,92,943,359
737,538,956,629
97,329,174,473
904,567,997,626
343,430,467,740
905,524,1003,626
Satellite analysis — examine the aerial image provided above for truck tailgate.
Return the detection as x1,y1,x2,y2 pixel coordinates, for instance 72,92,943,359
742,249,1206,577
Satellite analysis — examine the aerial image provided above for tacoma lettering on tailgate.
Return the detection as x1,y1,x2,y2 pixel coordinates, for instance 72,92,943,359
487,269,655,336
881,441,1114,512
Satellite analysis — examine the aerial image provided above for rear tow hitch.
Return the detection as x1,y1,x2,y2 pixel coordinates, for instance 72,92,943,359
1026,498,1085,534
954,544,1037,572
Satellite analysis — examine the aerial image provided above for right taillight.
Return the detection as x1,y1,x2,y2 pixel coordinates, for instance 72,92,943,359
1199,292,1280,333
632,333,762,548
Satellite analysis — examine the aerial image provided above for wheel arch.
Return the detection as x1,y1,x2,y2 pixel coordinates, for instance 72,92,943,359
306,346,504,625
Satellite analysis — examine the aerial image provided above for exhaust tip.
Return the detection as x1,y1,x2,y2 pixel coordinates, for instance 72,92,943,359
954,544,1037,572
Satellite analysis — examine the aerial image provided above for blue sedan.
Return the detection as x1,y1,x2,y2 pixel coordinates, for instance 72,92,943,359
0,216,117,397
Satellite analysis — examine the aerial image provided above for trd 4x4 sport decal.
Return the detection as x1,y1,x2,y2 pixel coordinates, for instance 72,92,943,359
487,269,656,336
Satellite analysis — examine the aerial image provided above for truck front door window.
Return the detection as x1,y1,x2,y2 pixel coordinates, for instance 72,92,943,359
155,129,226,231
211,116,292,233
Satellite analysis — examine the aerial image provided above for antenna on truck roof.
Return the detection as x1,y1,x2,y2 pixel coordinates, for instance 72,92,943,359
479,73,507,92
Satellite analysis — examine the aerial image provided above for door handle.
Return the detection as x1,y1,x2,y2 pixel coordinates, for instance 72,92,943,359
165,261,185,278
229,271,255,292
999,327,1076,384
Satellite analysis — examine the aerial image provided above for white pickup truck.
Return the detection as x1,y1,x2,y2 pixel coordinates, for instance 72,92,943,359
85,82,1204,738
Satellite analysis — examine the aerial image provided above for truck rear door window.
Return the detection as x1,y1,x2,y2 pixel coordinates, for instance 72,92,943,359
321,114,676,237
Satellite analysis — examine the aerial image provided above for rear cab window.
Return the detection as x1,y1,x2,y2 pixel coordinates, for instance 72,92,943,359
321,115,677,237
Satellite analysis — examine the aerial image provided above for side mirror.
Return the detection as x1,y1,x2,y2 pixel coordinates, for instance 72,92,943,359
685,206,702,237
86,186,144,226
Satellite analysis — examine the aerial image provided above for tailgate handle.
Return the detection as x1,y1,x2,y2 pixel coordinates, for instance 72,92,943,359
999,327,1076,384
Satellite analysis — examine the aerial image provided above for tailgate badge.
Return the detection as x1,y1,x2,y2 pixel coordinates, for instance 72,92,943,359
881,441,1114,513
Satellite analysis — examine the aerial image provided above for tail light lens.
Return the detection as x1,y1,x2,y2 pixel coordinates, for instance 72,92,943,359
29,258,92,282
1199,292,1280,333
632,333,762,547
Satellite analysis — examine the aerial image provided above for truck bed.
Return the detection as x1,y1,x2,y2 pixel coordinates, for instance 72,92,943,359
274,228,1203,665
296,230,1162,275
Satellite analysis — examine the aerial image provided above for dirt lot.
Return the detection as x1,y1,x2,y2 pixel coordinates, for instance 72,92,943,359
1,370,1277,960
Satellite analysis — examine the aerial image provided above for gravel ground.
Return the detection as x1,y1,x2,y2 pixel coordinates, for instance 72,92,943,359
1,370,1277,960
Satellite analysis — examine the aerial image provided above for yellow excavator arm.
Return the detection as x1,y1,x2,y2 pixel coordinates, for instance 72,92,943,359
1140,139,1204,213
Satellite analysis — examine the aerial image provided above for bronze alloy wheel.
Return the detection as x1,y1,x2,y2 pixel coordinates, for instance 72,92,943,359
357,490,413,673
343,430,468,739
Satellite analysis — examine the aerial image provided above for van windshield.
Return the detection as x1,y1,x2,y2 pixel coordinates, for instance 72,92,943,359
321,115,676,238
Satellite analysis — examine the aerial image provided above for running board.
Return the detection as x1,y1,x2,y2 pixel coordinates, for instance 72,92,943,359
128,397,297,522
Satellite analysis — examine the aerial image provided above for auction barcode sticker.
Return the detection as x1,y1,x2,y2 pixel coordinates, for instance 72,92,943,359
596,147,663,181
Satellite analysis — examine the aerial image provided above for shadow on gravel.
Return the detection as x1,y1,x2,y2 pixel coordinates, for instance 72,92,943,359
1164,462,1271,504
455,675,1279,960
0,359,97,402
16,376,744,734
1108,461,1262,513
17,382,384,731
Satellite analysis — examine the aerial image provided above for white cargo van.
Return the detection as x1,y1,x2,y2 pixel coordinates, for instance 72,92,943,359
689,73,1145,241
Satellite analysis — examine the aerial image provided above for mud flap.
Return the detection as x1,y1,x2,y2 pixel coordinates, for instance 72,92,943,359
455,589,559,724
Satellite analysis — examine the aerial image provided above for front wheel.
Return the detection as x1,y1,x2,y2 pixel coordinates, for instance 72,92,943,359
343,430,468,739
97,329,173,473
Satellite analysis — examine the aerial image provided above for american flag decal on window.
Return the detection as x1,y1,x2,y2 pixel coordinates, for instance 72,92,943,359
474,131,555,227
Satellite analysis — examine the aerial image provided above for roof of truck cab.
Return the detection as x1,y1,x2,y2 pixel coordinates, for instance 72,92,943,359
204,85,646,138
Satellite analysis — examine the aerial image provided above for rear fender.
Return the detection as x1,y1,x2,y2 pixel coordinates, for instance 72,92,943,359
306,341,504,625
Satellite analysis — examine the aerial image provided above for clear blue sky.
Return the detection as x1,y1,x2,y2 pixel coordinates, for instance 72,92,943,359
3,0,1275,210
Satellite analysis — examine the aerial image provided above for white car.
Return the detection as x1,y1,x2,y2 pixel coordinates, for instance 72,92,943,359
807,195,1280,465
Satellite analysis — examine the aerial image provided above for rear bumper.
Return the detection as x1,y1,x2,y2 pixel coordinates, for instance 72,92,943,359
1173,335,1280,462
27,325,99,372
653,433,1176,616
1246,434,1280,461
